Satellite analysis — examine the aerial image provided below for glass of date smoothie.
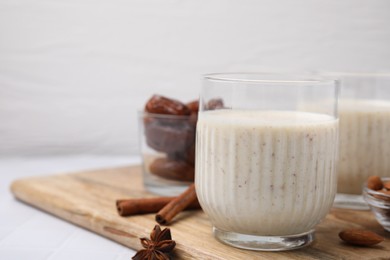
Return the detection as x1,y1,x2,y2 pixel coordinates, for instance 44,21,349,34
329,73,390,210
195,73,339,251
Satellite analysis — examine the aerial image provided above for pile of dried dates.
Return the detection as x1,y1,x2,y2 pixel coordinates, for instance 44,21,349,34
143,95,199,182
143,95,224,182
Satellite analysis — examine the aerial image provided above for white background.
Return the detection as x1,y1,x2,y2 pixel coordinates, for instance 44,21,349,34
1,0,390,156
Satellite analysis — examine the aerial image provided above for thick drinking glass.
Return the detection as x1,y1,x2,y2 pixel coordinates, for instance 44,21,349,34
330,73,390,210
195,73,339,251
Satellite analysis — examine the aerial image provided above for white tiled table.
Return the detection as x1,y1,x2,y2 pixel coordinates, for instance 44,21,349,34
0,156,141,260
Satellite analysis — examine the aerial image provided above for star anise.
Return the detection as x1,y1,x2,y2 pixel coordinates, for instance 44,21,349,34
132,225,176,260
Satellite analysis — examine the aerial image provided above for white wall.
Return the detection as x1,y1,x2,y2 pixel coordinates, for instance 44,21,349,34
1,0,390,156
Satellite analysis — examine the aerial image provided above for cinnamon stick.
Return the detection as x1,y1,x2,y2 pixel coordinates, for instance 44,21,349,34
116,196,200,216
155,184,198,225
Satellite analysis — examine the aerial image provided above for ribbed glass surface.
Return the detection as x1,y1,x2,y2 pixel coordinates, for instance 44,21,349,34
195,110,338,236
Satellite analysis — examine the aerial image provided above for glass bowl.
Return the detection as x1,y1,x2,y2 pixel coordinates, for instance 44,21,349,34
363,177,390,231
138,111,196,196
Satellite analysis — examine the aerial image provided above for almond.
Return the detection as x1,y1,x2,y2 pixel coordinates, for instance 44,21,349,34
339,229,384,246
383,181,390,190
367,176,383,190
373,189,390,202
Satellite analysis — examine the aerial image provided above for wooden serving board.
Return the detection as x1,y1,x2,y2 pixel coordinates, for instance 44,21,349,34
11,166,390,259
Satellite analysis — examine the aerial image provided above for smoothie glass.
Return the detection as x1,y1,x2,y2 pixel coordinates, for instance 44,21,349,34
329,73,390,210
195,73,339,251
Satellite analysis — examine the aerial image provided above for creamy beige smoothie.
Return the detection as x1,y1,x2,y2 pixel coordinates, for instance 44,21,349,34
338,100,390,194
195,110,338,236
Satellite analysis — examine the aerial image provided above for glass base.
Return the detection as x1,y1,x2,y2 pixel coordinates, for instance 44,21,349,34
213,227,314,251
142,163,192,196
141,154,193,196
333,193,370,210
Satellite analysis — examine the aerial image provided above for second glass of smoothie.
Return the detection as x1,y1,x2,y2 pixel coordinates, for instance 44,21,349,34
330,73,390,210
195,73,339,251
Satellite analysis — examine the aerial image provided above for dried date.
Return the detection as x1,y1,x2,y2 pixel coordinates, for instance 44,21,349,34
145,95,191,116
149,158,194,182
186,100,199,113
206,98,224,110
144,119,195,154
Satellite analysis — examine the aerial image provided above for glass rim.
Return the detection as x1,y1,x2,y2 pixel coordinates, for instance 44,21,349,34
203,72,338,85
317,71,390,78
138,110,193,119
